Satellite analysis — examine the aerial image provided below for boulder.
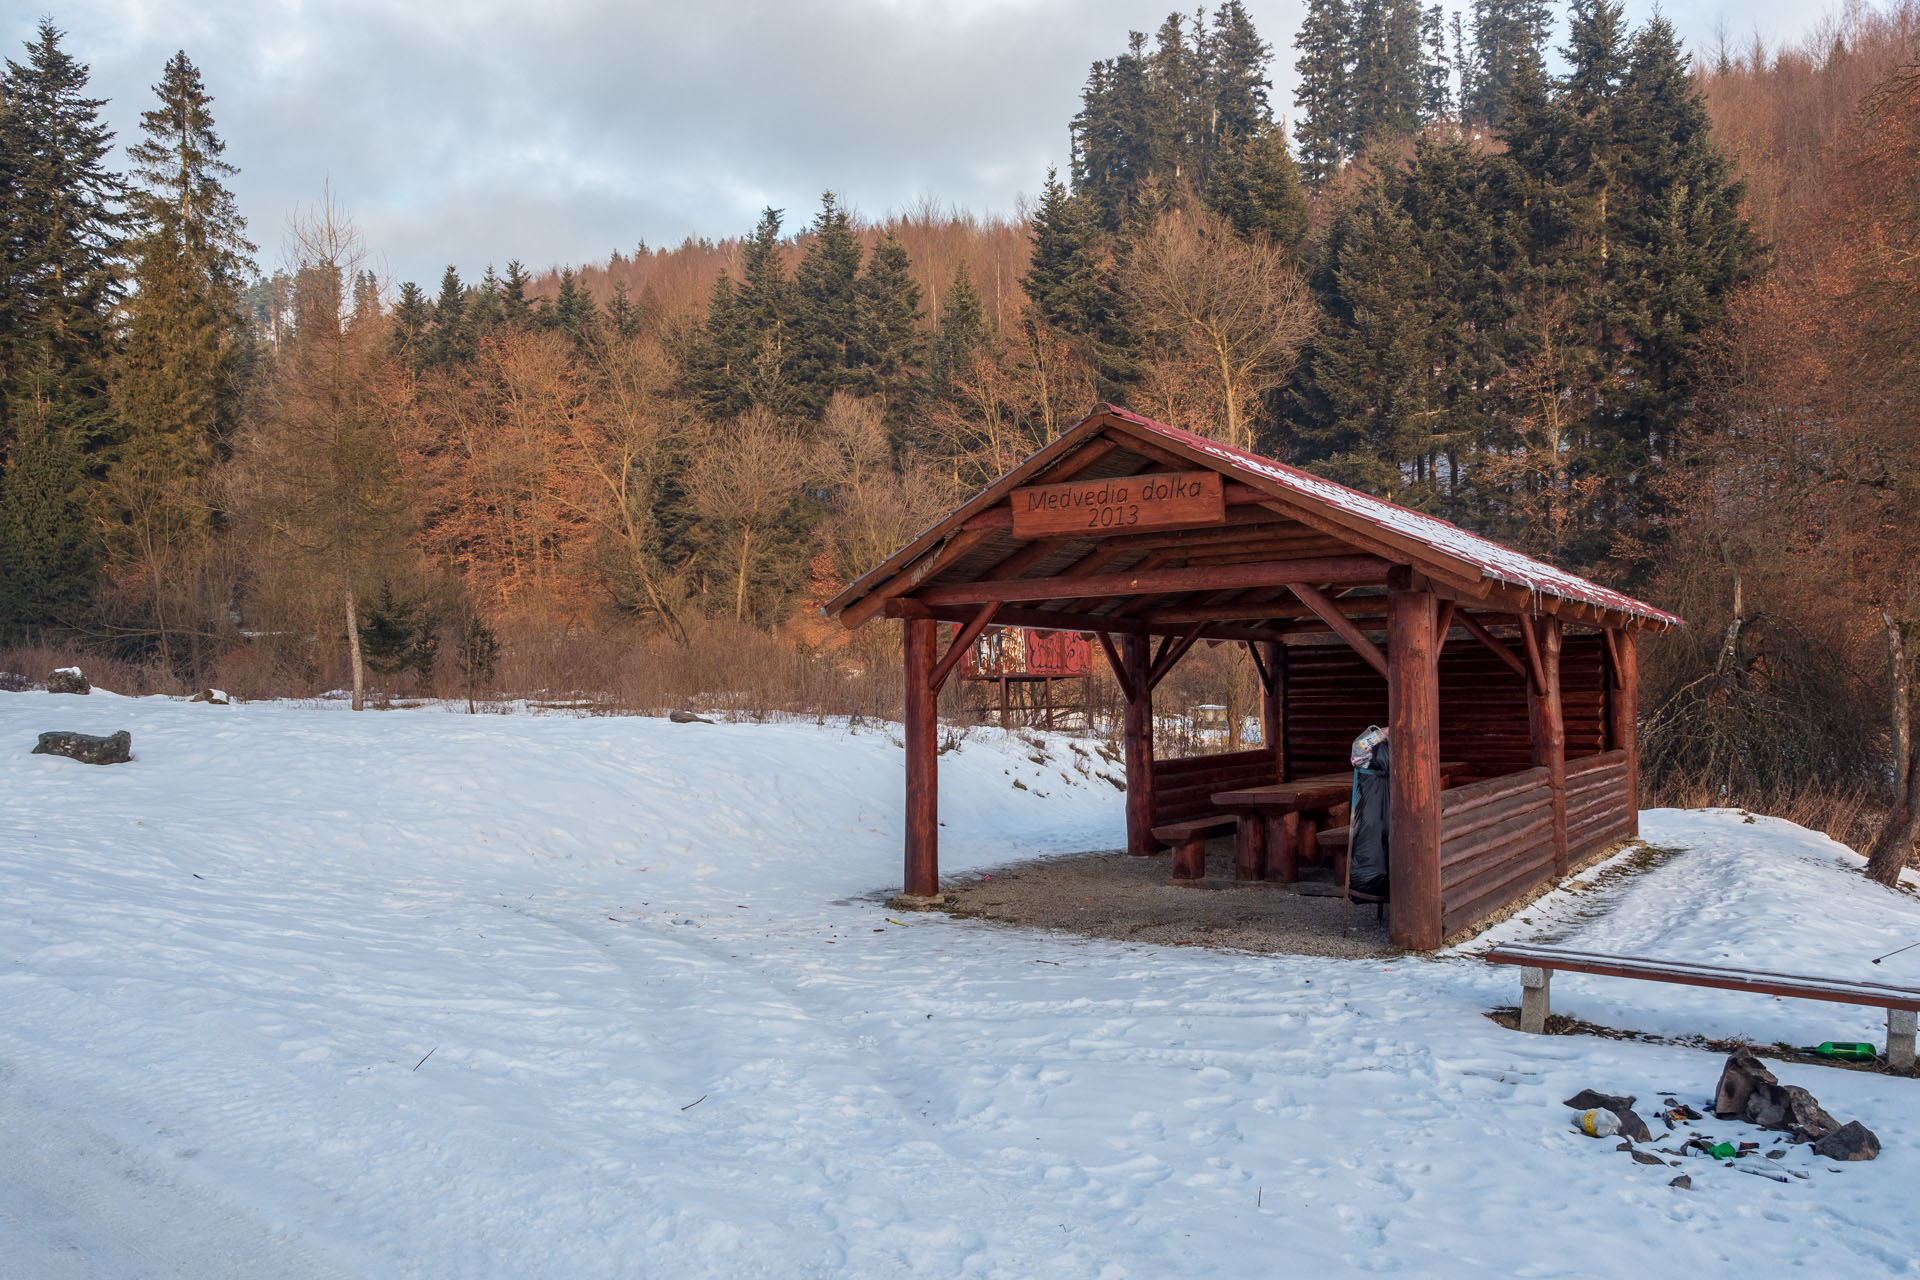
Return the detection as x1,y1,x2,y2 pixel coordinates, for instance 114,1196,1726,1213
668,709,712,724
189,688,231,705
1811,1120,1880,1162
32,729,131,765
47,667,90,695
1714,1051,1775,1120
1714,1051,1841,1142
0,671,29,692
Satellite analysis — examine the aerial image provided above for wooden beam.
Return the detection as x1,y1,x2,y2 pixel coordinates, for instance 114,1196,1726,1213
1288,582,1389,678
1516,613,1548,691
841,526,995,629
1601,628,1624,690
1245,639,1273,692
886,599,1284,645
1148,623,1206,690
1434,600,1457,648
916,555,1388,609
1095,631,1135,704
902,617,940,898
927,603,1000,693
1145,592,1388,626
1457,610,1529,680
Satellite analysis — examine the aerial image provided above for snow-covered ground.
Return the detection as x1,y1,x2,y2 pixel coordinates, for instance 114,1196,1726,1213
3,691,1919,1278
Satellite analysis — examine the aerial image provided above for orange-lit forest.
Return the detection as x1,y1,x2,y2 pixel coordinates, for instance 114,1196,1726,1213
3,2,1919,868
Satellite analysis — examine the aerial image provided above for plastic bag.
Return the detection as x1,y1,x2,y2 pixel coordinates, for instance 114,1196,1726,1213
1348,731,1391,899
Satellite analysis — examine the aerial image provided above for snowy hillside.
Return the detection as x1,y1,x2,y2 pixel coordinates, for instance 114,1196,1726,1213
3,692,1919,1278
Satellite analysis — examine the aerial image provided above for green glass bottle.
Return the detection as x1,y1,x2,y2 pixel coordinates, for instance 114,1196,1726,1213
1802,1042,1877,1061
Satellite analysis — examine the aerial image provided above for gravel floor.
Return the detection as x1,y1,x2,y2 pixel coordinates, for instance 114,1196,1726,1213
938,840,1397,958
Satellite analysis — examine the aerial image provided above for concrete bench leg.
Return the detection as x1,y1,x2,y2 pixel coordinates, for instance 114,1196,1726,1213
1519,966,1551,1035
1170,837,1206,882
1889,1008,1917,1071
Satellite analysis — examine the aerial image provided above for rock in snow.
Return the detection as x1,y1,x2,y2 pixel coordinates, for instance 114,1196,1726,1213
0,671,29,693
46,667,90,695
189,688,231,705
1811,1120,1881,1162
668,709,713,724
1713,1051,1842,1142
32,729,131,765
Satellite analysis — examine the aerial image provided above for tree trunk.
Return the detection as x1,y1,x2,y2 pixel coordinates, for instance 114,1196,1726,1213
1867,615,1917,886
342,558,366,712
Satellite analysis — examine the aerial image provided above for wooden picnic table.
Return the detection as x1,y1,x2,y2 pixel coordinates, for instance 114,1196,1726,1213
1212,762,1466,883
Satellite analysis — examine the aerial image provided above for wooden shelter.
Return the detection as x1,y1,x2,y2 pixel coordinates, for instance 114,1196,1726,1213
823,405,1680,950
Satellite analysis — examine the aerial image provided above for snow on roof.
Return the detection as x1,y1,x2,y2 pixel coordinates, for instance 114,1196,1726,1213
1099,405,1680,628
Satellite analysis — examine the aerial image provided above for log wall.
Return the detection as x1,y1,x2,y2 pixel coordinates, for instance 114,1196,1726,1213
1284,632,1609,778
1566,749,1635,859
1149,748,1280,828
1439,766,1557,935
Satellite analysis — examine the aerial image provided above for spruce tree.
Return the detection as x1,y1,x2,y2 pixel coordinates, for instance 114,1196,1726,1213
428,266,470,366
112,49,254,506
929,261,991,391
1293,0,1355,186
0,406,96,625
390,281,431,369
1420,4,1454,120
1205,124,1308,247
500,260,532,329
852,229,922,422
1350,0,1426,142
791,192,863,409
1604,16,1759,510
685,208,797,417
1024,169,1106,335
551,268,600,347
2,21,125,454
1462,0,1552,126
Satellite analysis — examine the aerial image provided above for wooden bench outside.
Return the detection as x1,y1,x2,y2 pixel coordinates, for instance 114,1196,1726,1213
1152,816,1238,881
1485,943,1920,1070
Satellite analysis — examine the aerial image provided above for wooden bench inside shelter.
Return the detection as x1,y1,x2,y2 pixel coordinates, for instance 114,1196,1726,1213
1485,943,1920,1070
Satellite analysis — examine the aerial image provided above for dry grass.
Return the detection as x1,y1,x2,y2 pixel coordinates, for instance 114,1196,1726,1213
1646,776,1884,854
0,644,192,698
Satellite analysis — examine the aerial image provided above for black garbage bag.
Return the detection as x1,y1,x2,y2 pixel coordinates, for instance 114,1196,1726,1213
1348,738,1391,899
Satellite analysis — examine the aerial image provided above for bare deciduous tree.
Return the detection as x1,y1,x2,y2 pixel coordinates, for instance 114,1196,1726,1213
1125,208,1315,451
684,408,807,622
228,200,410,710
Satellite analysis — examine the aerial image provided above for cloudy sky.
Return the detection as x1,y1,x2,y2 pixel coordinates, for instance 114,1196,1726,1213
10,0,1832,288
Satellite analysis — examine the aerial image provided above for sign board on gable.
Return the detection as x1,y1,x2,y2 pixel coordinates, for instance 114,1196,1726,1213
1009,470,1225,539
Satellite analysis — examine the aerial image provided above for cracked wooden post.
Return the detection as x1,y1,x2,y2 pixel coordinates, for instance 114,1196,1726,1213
1519,966,1551,1034
1890,1008,1917,1071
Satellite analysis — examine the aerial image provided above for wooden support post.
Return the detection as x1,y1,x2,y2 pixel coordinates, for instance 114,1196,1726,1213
1608,629,1640,839
1519,966,1551,1034
1387,576,1442,950
1261,640,1286,784
1234,815,1267,880
1267,812,1298,882
1528,616,1568,875
903,617,940,900
1889,1008,1917,1071
1122,634,1155,857
1043,677,1055,730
